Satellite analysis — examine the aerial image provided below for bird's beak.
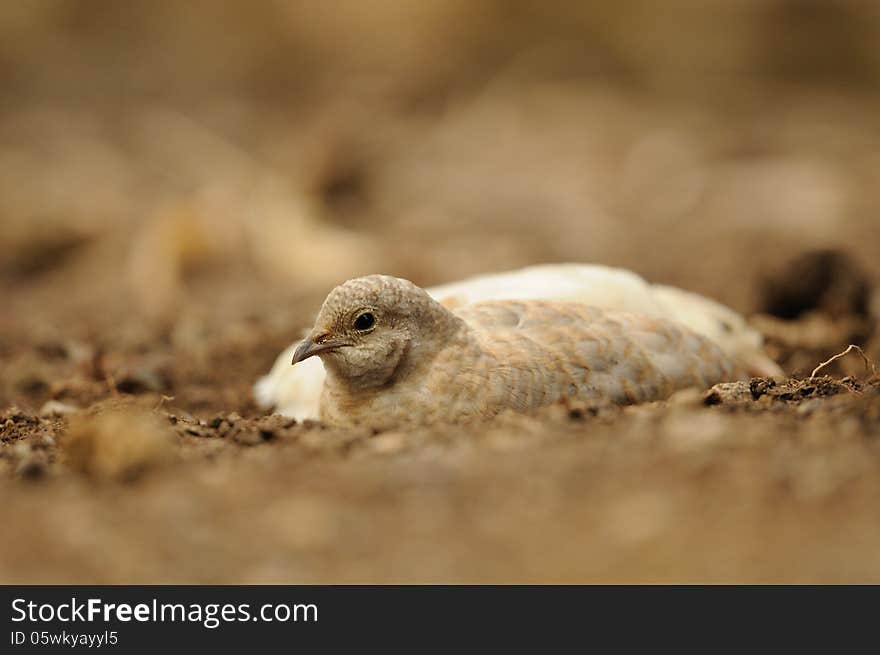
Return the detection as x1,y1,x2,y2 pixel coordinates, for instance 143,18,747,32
291,337,345,365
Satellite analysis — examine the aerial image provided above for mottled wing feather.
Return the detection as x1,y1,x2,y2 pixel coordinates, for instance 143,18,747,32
453,300,743,411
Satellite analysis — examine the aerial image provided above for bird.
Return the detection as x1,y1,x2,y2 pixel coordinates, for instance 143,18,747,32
255,263,780,420
288,274,745,429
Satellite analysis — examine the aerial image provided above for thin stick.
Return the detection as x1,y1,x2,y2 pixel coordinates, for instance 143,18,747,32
154,395,175,411
810,344,877,380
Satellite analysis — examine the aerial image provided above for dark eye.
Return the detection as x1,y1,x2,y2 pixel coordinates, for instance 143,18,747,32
353,312,375,331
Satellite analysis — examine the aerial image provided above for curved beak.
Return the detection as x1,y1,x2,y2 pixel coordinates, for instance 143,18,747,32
291,337,345,365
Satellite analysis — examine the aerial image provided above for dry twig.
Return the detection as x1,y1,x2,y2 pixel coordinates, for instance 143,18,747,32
810,344,876,380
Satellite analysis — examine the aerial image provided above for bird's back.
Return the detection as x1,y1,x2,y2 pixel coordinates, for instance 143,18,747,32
452,300,744,410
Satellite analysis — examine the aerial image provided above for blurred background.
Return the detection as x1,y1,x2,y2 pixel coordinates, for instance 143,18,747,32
2,1,880,583
2,0,879,326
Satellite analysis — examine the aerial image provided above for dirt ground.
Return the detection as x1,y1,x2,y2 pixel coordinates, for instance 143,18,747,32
2,2,880,583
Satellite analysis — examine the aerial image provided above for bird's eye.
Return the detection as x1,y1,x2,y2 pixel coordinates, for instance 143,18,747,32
353,312,375,331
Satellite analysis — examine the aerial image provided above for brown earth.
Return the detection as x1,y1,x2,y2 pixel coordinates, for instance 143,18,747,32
2,2,880,583
2,259,879,583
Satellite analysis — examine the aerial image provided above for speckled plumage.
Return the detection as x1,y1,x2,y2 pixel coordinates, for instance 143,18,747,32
295,275,744,429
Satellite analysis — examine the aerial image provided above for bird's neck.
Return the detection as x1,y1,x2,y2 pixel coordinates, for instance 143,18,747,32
325,304,472,399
